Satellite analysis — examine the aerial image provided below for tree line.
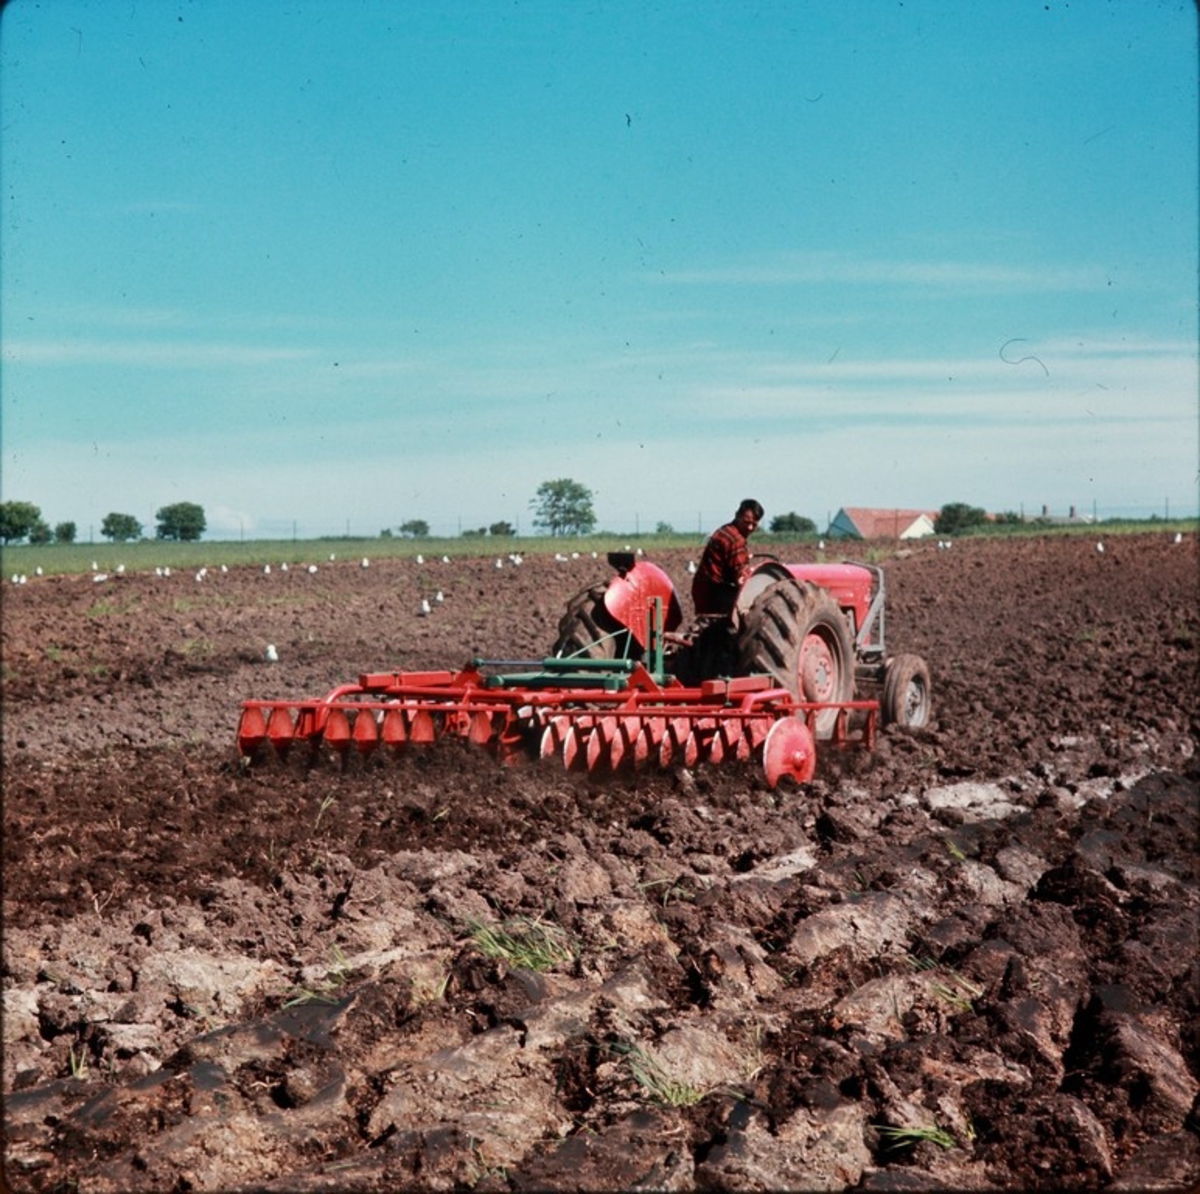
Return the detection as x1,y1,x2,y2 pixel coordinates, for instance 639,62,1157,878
0,501,207,545
2,480,998,547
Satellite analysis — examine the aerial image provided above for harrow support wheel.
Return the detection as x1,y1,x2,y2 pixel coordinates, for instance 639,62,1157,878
763,716,817,786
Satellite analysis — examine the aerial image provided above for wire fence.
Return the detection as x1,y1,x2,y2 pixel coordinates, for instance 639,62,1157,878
197,499,1198,544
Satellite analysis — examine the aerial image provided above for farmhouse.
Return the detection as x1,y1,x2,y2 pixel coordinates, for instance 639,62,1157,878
827,507,938,541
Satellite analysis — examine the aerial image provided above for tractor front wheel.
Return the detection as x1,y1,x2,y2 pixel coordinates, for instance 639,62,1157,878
552,582,636,661
736,580,855,736
882,653,932,729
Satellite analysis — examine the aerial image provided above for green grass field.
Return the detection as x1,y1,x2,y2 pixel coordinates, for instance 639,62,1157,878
1,519,1194,578
0,533,701,578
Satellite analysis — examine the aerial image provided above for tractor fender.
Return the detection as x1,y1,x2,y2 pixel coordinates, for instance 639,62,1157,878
732,561,795,629
603,561,683,648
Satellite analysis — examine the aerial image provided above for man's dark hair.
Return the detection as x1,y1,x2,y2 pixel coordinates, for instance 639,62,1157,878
737,499,764,519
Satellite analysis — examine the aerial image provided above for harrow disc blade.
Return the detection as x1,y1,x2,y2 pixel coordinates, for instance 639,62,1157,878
562,724,584,771
763,716,817,787
324,707,352,755
608,725,626,771
636,717,664,769
381,707,408,755
352,709,380,755
745,716,773,751
467,711,496,747
237,706,268,756
540,715,568,760
719,719,751,763
610,716,641,771
685,717,719,768
586,716,617,773
295,707,321,743
267,706,295,756
660,717,690,768
707,729,726,765
409,708,437,744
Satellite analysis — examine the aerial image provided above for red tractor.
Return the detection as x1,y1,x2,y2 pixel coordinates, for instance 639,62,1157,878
553,551,931,736
237,551,930,787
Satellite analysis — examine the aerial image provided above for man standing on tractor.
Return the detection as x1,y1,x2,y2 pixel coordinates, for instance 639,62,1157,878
692,498,764,616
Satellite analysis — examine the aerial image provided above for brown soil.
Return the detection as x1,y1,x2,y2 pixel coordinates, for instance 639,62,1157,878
3,534,1198,1192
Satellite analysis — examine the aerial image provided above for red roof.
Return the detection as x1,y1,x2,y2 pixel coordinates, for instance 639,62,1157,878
836,508,938,539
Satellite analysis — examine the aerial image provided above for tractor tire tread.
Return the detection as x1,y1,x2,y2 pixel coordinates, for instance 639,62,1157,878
736,580,855,717
553,582,634,661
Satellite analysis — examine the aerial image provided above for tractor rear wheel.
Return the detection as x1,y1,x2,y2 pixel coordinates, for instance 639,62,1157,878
736,580,855,736
552,582,637,661
882,653,932,728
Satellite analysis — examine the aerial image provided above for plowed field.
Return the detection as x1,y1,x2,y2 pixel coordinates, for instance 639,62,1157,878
3,533,1197,1191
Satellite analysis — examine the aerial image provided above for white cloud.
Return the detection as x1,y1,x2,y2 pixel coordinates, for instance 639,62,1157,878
2,338,319,368
651,252,1105,292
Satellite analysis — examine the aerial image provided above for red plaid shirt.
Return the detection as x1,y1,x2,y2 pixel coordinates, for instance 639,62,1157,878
691,521,750,615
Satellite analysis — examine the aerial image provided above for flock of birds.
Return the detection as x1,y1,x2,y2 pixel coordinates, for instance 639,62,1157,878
7,533,1190,635
6,529,1193,673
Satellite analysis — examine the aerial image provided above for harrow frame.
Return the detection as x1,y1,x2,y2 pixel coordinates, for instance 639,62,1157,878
237,658,879,787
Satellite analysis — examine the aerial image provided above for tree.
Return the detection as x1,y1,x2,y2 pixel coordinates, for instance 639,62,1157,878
54,521,77,544
28,519,53,545
0,501,42,543
655,521,675,534
769,512,817,535
101,512,142,542
489,520,515,537
156,502,206,541
934,502,988,535
531,478,596,537
399,519,430,538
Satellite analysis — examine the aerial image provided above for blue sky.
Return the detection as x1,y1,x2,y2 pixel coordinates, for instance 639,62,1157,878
2,1,1196,540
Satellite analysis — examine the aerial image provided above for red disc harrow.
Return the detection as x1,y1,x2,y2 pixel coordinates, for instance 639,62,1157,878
237,660,878,787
